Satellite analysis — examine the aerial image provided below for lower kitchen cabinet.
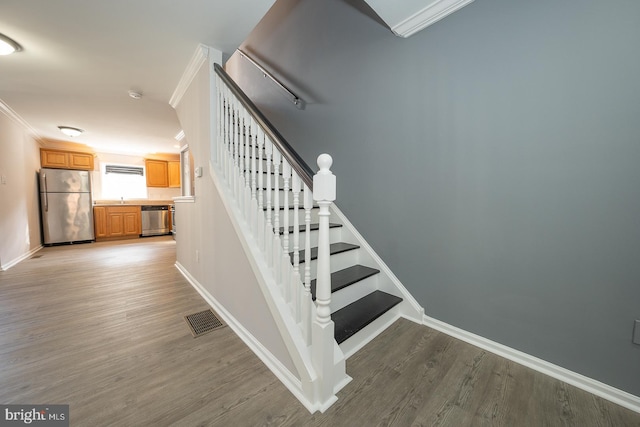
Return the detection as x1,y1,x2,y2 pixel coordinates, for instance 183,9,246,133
94,206,141,240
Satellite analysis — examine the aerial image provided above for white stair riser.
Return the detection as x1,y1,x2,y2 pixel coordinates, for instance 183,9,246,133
278,225,343,252
303,248,360,280
329,274,379,313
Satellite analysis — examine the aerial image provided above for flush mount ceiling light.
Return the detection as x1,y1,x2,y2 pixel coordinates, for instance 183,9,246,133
128,90,142,99
0,33,22,55
58,126,84,137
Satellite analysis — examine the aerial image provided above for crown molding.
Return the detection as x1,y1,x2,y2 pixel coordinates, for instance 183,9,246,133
0,98,41,139
169,44,210,108
366,0,475,38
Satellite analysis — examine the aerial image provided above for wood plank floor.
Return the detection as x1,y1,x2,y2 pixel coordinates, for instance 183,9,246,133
1,237,638,426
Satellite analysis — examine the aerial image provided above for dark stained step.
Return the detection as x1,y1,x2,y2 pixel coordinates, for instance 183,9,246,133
310,265,380,300
291,242,359,264
278,223,341,235
332,291,403,344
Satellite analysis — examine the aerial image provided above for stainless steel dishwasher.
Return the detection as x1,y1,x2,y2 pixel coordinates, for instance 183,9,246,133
141,205,170,236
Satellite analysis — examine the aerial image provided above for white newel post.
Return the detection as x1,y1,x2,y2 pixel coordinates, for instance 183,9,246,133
311,154,336,404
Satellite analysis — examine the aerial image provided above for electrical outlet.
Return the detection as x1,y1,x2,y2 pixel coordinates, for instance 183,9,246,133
634,320,640,345
1,175,6,185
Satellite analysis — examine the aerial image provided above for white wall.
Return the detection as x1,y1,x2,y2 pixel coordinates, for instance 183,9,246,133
172,47,297,377
0,105,42,270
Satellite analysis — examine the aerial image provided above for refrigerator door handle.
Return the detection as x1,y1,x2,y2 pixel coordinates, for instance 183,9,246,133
43,173,48,212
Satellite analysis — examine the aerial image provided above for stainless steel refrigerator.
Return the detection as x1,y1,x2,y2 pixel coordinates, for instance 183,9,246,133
39,168,95,245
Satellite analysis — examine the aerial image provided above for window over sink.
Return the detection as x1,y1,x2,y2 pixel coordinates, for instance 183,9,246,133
101,163,147,200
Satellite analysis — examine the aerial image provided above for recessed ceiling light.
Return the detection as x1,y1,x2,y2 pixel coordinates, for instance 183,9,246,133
0,33,22,55
58,126,84,137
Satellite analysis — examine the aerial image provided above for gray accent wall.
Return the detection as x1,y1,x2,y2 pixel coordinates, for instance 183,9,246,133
226,0,640,396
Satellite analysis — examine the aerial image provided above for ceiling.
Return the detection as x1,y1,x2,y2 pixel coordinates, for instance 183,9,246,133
0,0,275,155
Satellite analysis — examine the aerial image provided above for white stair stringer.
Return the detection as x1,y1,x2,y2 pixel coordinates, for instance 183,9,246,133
326,204,425,356
207,160,350,413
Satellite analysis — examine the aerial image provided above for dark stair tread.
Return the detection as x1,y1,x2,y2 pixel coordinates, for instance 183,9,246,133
310,265,380,300
291,242,359,264
278,223,341,235
332,291,403,344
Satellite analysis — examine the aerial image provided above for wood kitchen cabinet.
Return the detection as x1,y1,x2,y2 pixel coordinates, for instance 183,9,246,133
93,206,108,238
145,159,169,187
94,206,141,240
41,148,94,170
168,161,181,187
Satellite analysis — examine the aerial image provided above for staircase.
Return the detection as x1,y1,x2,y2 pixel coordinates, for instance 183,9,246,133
263,155,409,356
212,63,423,412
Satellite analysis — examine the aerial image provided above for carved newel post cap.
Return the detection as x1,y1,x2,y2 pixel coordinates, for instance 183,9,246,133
313,154,336,202
317,153,333,172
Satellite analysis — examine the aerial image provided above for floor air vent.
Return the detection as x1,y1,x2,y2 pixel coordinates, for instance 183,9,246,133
184,309,224,337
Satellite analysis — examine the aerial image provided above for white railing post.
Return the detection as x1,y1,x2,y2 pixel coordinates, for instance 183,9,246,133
311,153,336,404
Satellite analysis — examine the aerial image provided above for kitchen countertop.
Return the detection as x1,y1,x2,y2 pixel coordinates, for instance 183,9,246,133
94,199,174,207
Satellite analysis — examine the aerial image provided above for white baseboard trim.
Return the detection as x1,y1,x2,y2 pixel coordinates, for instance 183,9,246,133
1,245,43,271
423,315,640,414
174,261,318,413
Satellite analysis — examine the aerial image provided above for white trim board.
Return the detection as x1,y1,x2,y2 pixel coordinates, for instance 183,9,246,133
423,315,640,414
0,98,41,138
169,44,209,108
1,245,42,271
364,0,475,38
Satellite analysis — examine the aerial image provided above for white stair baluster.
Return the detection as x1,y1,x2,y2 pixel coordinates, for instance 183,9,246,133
232,101,240,198
256,129,265,249
244,111,250,188
264,139,273,263
281,160,291,303
237,106,246,211
219,79,225,165
272,150,282,285
228,97,234,186
214,76,221,164
222,90,229,180
250,117,258,235
291,173,302,323
243,111,252,219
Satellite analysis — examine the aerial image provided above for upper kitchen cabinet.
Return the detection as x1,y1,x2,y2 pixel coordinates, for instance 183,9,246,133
145,159,169,187
145,158,180,188
168,161,181,188
41,148,94,171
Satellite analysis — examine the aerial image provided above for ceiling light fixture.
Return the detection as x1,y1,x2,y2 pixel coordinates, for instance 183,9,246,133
175,130,185,141
58,126,84,137
128,90,142,100
0,33,22,55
